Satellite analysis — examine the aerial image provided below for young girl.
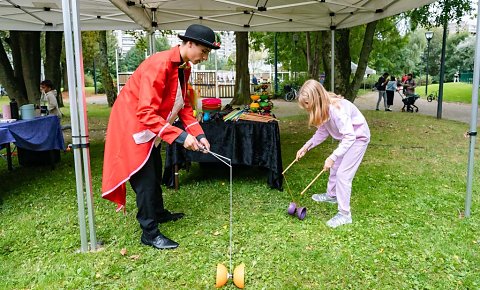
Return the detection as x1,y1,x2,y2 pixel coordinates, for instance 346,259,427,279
296,80,370,228
40,80,62,118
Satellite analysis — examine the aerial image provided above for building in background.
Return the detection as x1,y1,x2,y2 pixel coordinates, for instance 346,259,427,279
114,30,136,55
448,19,477,35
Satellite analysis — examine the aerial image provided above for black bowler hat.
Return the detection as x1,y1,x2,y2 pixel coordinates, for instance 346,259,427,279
178,24,220,50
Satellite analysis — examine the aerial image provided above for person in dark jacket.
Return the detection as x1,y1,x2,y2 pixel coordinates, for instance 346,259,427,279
375,72,389,111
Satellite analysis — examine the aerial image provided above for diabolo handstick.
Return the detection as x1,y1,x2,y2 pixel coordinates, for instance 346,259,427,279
300,169,326,196
282,159,297,175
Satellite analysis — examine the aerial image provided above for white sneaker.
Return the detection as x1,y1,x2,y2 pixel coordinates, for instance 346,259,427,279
311,193,337,204
326,212,352,228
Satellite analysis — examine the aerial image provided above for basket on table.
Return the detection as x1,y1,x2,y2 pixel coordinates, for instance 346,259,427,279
201,98,222,113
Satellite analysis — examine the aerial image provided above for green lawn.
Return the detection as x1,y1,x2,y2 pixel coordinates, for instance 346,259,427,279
417,82,480,103
1,104,479,289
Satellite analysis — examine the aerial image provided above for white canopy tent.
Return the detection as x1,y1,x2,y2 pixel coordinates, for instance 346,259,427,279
2,0,479,252
351,62,376,75
1,0,438,32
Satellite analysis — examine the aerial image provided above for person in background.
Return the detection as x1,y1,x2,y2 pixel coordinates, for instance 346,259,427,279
296,79,370,228
403,73,416,96
252,75,258,85
385,76,397,111
102,24,219,250
40,80,62,118
375,72,389,111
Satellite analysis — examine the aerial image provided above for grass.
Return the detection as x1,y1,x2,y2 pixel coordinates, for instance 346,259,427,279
1,103,480,289
416,82,480,104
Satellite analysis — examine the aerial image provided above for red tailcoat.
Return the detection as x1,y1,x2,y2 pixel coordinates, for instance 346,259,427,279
101,46,204,211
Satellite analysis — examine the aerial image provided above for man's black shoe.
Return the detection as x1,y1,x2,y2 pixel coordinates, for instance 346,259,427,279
158,212,185,224
141,233,179,250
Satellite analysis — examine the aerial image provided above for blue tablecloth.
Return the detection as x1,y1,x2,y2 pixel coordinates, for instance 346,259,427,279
0,128,15,144
0,115,65,150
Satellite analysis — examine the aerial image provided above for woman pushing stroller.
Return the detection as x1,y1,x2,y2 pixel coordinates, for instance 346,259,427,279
295,80,370,228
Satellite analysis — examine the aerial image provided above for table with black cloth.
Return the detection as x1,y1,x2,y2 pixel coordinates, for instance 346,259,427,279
162,120,283,190
0,115,65,170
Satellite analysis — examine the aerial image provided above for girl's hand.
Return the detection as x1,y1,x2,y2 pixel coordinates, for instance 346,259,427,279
323,157,334,171
296,143,312,160
296,147,307,160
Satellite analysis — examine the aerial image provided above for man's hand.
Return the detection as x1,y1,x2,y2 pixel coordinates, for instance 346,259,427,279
183,134,200,151
198,137,210,153
323,157,334,171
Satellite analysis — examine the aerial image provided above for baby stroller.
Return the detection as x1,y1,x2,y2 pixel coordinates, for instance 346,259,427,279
397,88,419,112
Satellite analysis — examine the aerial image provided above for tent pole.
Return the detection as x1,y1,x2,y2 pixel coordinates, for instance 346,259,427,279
215,49,219,98
330,29,335,92
465,0,480,217
71,0,97,250
62,0,87,252
115,48,120,94
274,32,278,96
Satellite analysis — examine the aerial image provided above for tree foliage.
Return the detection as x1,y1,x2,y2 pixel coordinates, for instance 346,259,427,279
118,35,170,72
368,18,409,76
407,0,474,29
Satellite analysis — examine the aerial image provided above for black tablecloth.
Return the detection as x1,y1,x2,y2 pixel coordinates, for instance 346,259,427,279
162,120,283,190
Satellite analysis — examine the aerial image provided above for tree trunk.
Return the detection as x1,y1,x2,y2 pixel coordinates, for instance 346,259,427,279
320,31,332,91
346,21,378,101
335,21,377,102
230,32,250,105
335,29,352,98
0,33,27,103
97,31,117,106
45,31,64,107
62,60,69,92
18,31,41,105
306,32,321,80
306,32,312,76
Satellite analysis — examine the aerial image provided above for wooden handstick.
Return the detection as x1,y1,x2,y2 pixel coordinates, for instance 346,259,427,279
300,169,326,195
282,159,297,175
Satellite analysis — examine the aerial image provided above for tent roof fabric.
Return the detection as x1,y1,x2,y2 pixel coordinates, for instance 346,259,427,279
0,0,142,31
1,0,436,31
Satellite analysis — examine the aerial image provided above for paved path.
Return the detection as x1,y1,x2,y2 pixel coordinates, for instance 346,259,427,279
355,91,477,124
81,91,478,124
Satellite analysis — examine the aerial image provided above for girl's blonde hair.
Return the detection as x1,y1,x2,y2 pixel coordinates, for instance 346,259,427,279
298,79,343,127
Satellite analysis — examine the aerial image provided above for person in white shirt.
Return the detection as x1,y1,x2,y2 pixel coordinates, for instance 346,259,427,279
385,76,398,111
40,80,62,118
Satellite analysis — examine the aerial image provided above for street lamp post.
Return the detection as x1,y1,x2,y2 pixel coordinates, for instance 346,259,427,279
425,31,434,96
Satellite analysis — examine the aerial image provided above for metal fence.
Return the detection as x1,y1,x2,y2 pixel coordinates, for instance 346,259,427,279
118,70,269,98
460,71,474,84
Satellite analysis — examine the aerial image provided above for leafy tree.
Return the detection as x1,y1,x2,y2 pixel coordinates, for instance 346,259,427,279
249,19,399,101
0,31,42,105
334,21,378,100
120,45,146,72
198,53,228,70
119,35,170,72
444,32,473,80
407,0,473,29
406,0,474,82
368,18,409,77
395,31,425,77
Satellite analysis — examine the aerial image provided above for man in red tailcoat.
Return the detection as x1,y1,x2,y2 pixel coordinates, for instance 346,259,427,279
102,24,220,250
